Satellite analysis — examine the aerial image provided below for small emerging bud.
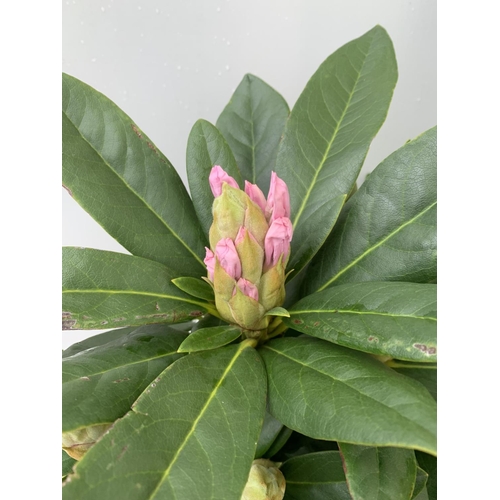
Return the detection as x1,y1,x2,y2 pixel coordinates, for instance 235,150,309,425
245,181,267,214
236,277,259,301
215,238,241,279
204,247,215,281
266,171,290,222
264,217,293,269
209,165,239,197
241,459,286,500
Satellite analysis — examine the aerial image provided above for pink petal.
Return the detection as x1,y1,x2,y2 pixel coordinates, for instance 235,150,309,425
204,247,215,281
215,238,242,279
266,171,291,222
264,217,293,268
209,165,239,197
244,181,267,213
236,278,259,301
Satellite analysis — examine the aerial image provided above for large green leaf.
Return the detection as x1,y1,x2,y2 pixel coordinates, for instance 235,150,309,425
186,119,242,236
391,362,437,401
63,343,267,500
274,26,397,280
281,451,351,500
305,126,437,294
63,324,187,433
62,73,206,276
285,282,437,362
259,337,437,454
216,74,289,193
338,443,417,500
62,247,215,330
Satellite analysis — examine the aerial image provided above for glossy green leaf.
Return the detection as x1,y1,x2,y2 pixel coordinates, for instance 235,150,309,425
216,74,289,193
259,337,437,455
62,324,187,433
415,452,437,500
275,26,397,280
412,467,429,499
62,450,77,478
281,451,351,500
63,343,267,500
62,327,133,358
191,313,228,331
306,126,437,294
62,247,215,330
186,119,242,236
255,411,286,458
391,363,437,401
177,325,242,353
62,73,207,276
338,442,417,500
285,282,437,362
171,276,215,301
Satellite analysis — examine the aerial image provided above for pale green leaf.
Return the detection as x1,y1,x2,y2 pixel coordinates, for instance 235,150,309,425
177,325,242,353
171,277,215,301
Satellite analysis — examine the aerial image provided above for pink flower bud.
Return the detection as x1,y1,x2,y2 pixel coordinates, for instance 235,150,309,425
264,217,293,269
209,165,239,197
266,171,291,222
215,238,242,279
235,278,259,301
204,247,215,281
244,181,267,213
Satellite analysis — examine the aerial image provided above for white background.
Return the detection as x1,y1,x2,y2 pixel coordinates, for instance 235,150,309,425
3,0,499,497
62,0,437,349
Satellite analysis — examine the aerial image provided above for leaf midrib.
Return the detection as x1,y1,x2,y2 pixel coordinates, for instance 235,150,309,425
289,309,436,321
292,36,373,229
318,201,437,291
147,345,248,499
63,107,204,268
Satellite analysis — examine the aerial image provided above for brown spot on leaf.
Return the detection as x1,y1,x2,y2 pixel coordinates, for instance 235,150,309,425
189,310,203,317
62,184,73,197
368,336,379,342
147,141,156,152
62,312,72,318
313,321,320,327
413,343,437,355
100,320,108,325
155,302,160,310
117,445,129,461
135,313,172,320
62,319,77,330
131,124,142,138
113,377,130,384
112,317,126,322
80,376,90,381
293,319,303,325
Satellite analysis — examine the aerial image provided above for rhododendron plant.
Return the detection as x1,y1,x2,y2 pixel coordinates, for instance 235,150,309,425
62,26,436,500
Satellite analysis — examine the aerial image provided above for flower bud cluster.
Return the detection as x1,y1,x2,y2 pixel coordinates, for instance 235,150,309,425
204,166,293,332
